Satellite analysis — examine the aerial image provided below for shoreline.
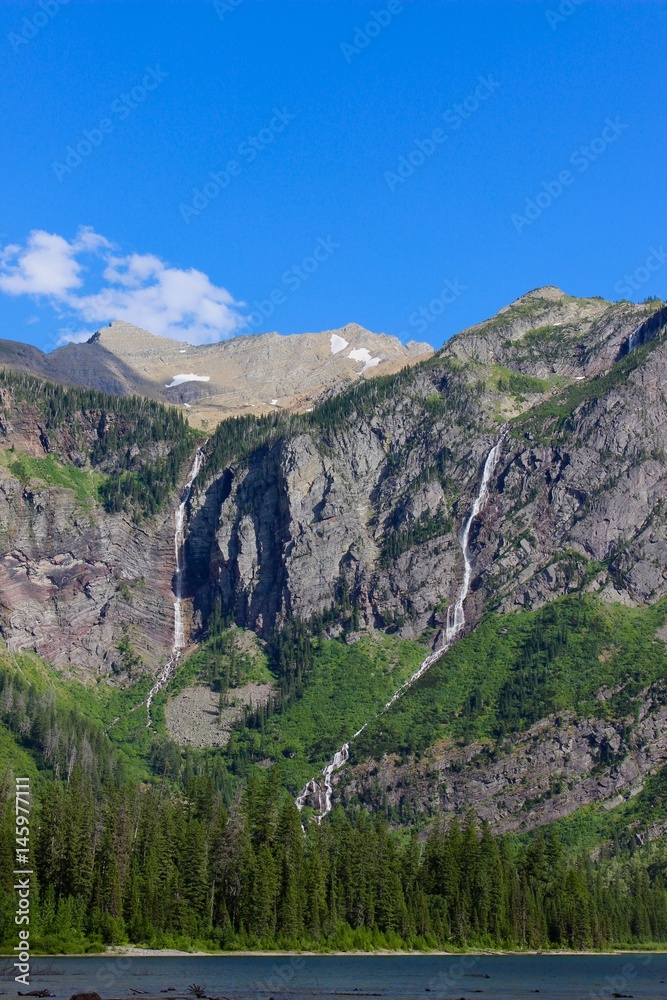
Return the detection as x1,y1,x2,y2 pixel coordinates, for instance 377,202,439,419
4,947,667,958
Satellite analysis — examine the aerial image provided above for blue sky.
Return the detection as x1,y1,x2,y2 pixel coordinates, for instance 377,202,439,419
0,0,665,352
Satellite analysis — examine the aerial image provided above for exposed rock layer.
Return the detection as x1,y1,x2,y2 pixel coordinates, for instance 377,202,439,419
340,689,667,833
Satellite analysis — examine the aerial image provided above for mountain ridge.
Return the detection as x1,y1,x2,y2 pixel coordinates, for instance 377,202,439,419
0,320,433,428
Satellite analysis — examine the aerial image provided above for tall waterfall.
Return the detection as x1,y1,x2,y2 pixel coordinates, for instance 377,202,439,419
145,448,206,727
619,304,667,358
625,325,644,356
296,434,505,822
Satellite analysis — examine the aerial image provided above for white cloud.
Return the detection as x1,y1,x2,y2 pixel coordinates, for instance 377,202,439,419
1,230,85,297
0,227,245,346
56,327,95,346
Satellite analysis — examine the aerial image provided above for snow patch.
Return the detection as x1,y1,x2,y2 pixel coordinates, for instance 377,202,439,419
165,374,211,388
348,347,373,363
347,347,382,373
330,334,349,354
271,399,279,406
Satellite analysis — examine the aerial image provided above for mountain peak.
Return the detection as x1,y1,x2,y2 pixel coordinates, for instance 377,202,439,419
87,320,185,355
444,287,656,376
511,285,567,305
0,320,433,428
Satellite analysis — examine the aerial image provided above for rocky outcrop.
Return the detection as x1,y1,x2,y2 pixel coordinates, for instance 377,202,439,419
0,464,176,678
339,686,667,835
446,286,660,378
0,384,181,679
484,319,667,613
165,681,273,748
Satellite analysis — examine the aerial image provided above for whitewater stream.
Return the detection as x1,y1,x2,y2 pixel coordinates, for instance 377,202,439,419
144,448,206,727
297,433,505,822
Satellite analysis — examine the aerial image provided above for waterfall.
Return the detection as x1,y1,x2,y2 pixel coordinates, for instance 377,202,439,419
624,325,644,356
618,304,667,358
145,448,206,727
296,433,505,822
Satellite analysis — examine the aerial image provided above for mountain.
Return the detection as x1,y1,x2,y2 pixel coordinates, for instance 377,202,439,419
1,285,667,849
4,285,667,952
187,287,666,636
0,321,433,428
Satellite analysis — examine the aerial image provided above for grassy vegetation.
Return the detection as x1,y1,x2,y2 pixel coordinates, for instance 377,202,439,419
0,624,434,808
522,323,569,347
223,633,429,791
0,717,40,779
351,595,667,763
0,368,202,520
465,294,584,340
379,505,454,568
511,330,666,444
0,448,104,507
167,626,272,698
517,766,667,859
0,647,162,784
487,365,551,397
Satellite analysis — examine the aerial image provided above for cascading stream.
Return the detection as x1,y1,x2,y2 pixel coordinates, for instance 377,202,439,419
296,433,505,822
145,448,206,727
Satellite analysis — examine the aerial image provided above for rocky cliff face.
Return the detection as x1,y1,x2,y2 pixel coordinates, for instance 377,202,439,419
0,380,180,678
189,290,667,643
339,676,667,834
0,476,175,678
177,289,667,834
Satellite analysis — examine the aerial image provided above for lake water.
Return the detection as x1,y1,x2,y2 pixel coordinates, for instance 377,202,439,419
2,954,666,1000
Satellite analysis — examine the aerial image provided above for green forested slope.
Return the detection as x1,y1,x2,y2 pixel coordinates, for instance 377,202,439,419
351,596,667,761
3,765,667,953
2,595,667,952
0,369,201,518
